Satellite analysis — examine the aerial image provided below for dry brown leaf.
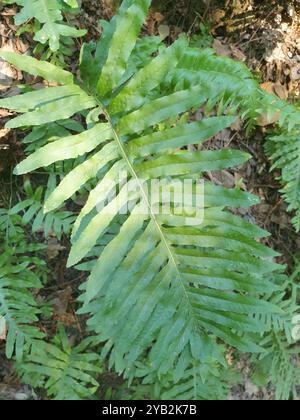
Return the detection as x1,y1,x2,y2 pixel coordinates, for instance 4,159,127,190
234,173,247,191
153,12,164,24
0,128,10,139
291,65,300,81
0,108,13,118
230,45,246,62
46,238,66,260
257,110,280,127
212,9,226,26
273,83,288,100
158,24,170,40
207,170,235,188
0,316,7,340
213,39,231,57
230,117,243,131
260,81,288,100
0,43,19,90
260,82,275,95
225,348,235,367
52,287,73,316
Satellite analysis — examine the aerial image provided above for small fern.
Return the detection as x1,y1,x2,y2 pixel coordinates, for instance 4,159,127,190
10,180,76,239
125,339,237,400
0,207,101,399
3,0,86,54
17,325,102,400
0,211,48,361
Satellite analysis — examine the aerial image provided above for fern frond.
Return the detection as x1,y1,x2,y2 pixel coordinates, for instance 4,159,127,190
0,234,47,360
17,325,102,400
128,339,235,400
3,0,86,52
253,266,300,400
266,131,300,231
0,208,23,239
10,181,76,239
171,48,300,229
0,0,283,389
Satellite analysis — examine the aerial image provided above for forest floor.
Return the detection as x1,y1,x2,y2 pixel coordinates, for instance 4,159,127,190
0,0,300,400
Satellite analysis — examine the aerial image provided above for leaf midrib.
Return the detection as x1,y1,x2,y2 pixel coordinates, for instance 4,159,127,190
99,100,195,314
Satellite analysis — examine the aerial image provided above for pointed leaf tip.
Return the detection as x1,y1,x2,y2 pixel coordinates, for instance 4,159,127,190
0,50,74,85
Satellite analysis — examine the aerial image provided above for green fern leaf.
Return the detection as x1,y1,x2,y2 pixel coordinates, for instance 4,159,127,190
9,181,76,239
17,325,102,400
0,236,47,361
0,51,73,83
266,131,300,232
253,266,300,400
3,0,86,52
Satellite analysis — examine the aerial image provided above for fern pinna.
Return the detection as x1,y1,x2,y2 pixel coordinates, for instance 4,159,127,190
0,0,287,398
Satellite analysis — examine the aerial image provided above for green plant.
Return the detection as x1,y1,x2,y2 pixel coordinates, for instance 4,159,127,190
252,265,300,400
0,207,103,400
189,23,213,49
3,0,86,63
0,208,48,361
265,129,300,232
174,49,300,232
1,0,298,399
10,180,76,239
120,342,239,400
17,325,102,400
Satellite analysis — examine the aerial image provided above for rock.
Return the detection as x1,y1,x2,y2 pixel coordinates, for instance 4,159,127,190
15,392,30,401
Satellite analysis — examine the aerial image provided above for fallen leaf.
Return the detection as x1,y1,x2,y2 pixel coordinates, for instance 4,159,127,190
207,170,235,188
231,117,243,131
234,173,247,191
230,45,246,62
260,82,275,95
0,108,13,118
0,316,7,340
291,65,300,81
46,238,65,260
0,128,10,139
212,9,226,26
52,287,73,316
226,348,235,366
154,12,164,24
213,39,231,57
158,24,170,40
265,43,288,63
257,111,280,127
273,83,288,100
260,81,288,100
0,42,20,91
